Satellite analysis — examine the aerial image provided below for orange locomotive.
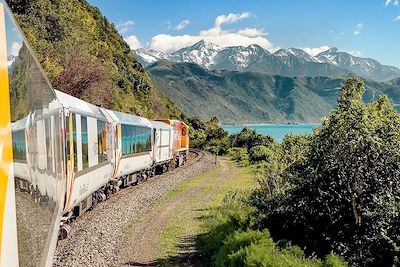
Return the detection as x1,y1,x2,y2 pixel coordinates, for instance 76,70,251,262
157,119,189,167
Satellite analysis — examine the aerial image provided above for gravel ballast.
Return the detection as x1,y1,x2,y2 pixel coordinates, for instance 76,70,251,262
53,150,214,267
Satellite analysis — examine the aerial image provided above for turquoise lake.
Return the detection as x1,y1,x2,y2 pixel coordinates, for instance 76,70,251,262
221,123,320,143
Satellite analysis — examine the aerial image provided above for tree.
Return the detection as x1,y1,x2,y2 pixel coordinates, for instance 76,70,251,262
55,53,113,108
256,77,400,266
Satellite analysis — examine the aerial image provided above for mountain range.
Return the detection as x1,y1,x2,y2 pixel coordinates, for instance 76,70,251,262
135,40,400,82
147,60,400,123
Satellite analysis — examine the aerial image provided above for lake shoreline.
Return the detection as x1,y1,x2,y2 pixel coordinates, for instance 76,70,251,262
221,123,320,143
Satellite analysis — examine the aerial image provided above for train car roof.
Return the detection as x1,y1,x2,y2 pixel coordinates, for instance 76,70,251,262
11,116,28,131
149,120,173,130
157,119,188,128
103,109,152,128
54,90,107,119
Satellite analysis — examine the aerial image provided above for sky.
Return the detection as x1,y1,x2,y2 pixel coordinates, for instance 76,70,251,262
88,0,400,67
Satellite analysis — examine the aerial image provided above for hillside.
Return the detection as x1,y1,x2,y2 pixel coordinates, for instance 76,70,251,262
6,0,186,120
148,60,395,123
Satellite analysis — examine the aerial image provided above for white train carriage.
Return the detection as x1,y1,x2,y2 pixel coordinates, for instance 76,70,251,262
55,90,114,217
103,109,154,187
150,120,174,173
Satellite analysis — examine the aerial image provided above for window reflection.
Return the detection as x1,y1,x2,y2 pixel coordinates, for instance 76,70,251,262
121,124,152,156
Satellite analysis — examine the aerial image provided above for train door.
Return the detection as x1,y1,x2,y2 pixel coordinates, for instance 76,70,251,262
153,127,159,163
181,124,188,149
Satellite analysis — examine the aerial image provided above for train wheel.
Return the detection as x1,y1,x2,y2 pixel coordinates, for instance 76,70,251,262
59,224,71,240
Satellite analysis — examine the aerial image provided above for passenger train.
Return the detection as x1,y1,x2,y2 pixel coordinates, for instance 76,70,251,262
11,89,190,237
0,1,191,265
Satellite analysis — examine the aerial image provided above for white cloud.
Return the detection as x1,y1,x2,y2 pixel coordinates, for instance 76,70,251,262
395,0,399,5
385,0,392,6
237,28,267,37
124,35,142,50
174,19,190,30
303,46,330,57
116,21,134,34
149,12,276,53
214,12,251,27
395,15,400,21
353,23,363,35
10,42,22,57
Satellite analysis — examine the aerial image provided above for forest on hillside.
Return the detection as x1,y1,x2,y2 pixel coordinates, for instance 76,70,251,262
6,0,186,120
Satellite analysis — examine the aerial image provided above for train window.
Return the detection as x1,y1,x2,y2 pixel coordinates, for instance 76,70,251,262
97,120,107,163
121,124,152,156
131,127,136,154
144,128,152,151
12,130,26,161
81,116,88,169
128,125,133,154
182,127,186,136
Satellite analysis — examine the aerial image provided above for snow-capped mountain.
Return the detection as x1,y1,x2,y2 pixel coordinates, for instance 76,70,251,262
210,44,271,71
133,40,400,81
169,40,222,68
8,55,16,74
134,48,172,66
8,55,16,67
316,47,400,81
274,48,319,64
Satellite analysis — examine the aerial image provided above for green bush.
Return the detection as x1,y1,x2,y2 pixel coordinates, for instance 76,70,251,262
256,78,400,266
228,148,250,166
231,128,274,149
248,145,270,162
197,191,348,267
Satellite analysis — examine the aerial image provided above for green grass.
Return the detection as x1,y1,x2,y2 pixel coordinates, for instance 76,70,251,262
156,158,257,264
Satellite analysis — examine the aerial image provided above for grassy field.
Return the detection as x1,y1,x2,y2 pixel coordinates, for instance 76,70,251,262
156,157,256,265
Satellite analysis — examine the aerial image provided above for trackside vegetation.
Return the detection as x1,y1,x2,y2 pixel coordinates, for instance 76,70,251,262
195,77,400,266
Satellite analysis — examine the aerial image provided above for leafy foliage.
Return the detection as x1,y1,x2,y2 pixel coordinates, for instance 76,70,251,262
188,116,231,152
254,77,400,266
196,191,348,267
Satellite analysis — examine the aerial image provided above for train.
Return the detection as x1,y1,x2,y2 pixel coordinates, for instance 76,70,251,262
0,1,192,265
12,89,190,238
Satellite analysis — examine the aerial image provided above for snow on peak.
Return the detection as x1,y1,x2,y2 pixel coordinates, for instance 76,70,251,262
7,55,16,67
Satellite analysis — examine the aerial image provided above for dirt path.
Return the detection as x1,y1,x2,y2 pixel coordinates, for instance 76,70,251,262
117,158,241,266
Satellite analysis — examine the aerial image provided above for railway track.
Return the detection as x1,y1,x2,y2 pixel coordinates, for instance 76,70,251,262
53,149,213,267
56,149,204,239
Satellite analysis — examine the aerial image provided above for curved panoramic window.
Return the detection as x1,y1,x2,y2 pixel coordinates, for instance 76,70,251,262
121,124,151,156
11,129,26,161
97,120,108,162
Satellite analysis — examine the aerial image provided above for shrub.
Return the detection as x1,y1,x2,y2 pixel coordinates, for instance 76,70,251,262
228,147,250,166
248,145,270,162
257,78,400,266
